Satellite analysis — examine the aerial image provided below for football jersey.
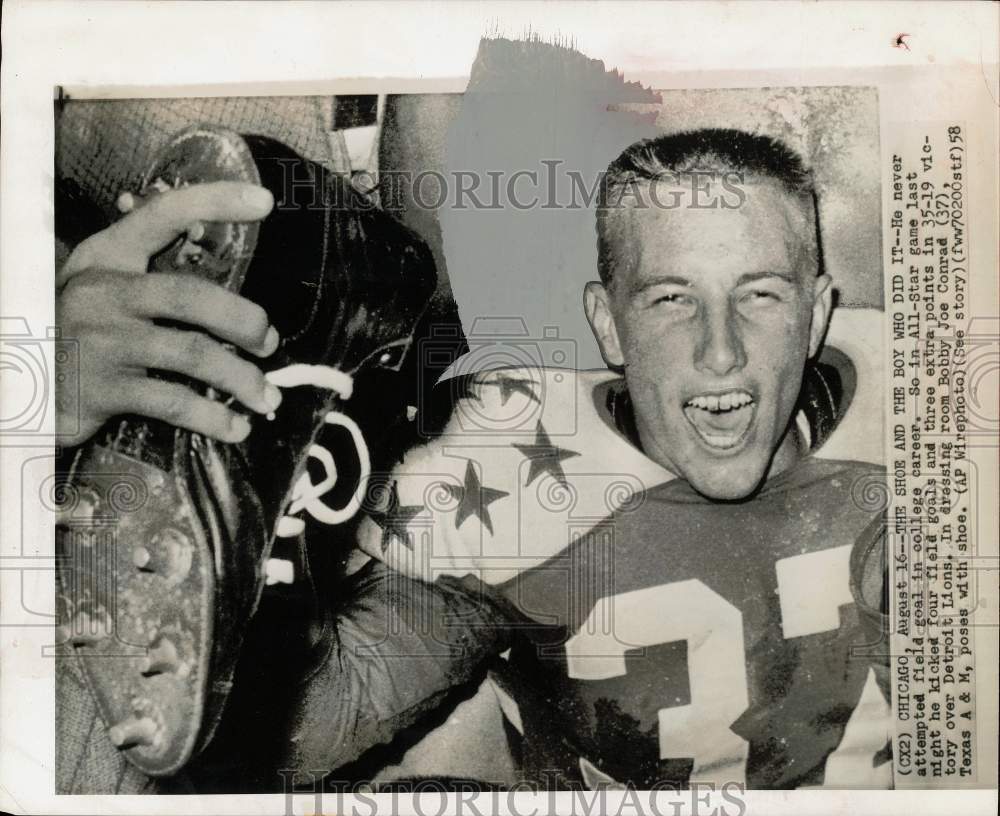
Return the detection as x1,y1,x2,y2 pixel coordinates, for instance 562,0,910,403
284,310,891,790
470,458,892,789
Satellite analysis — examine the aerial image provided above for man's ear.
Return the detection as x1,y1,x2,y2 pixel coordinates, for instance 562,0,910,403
584,281,625,368
808,274,834,358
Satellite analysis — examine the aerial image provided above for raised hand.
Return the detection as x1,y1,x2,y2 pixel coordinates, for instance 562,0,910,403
56,181,280,447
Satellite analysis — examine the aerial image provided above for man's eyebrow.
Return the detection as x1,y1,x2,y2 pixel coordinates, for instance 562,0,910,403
629,275,691,295
735,270,797,286
629,271,797,295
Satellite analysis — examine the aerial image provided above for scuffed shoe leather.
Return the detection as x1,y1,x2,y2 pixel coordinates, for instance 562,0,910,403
55,126,437,776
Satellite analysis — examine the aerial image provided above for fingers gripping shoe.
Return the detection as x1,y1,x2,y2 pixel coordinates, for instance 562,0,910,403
55,126,437,776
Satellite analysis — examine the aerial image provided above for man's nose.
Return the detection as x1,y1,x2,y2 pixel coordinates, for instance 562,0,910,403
694,305,746,377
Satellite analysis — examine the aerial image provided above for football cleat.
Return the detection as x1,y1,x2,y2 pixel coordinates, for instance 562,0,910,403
56,125,436,776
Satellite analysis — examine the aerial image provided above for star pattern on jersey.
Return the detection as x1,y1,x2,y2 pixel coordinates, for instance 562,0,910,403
441,460,509,535
449,373,484,405
366,480,425,552
512,421,580,488
479,373,541,406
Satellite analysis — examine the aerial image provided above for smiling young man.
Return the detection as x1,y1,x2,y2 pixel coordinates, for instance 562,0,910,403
584,130,832,499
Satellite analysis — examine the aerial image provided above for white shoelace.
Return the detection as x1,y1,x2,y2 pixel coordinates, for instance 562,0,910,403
265,365,371,539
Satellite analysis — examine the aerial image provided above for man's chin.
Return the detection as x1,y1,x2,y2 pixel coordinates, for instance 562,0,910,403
682,461,769,501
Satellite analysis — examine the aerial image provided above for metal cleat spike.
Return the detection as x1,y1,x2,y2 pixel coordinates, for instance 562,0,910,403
133,528,192,579
67,617,107,646
139,638,179,676
108,716,159,749
172,243,204,268
70,632,103,645
115,191,136,213
67,611,109,646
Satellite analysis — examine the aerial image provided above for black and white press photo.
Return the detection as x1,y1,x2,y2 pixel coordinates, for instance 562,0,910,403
52,52,891,794
1,4,997,816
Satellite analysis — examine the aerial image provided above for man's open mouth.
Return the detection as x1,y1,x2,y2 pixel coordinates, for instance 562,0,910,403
682,389,755,450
